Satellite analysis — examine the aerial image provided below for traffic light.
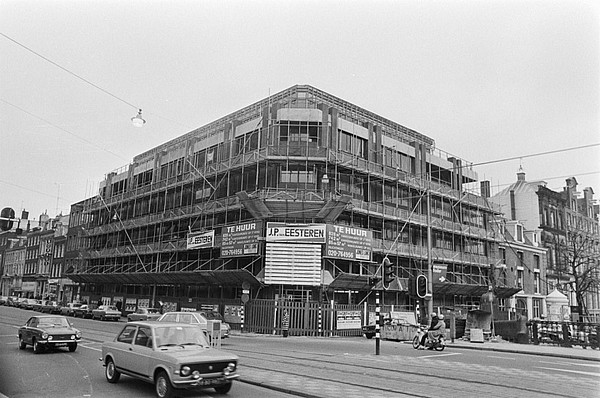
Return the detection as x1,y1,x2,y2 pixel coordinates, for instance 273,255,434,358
368,276,381,287
416,274,428,298
382,257,395,287
0,207,15,231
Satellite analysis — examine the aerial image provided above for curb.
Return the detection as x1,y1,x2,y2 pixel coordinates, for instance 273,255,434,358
445,342,600,362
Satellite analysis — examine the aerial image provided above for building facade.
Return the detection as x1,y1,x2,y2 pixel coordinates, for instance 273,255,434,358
492,171,600,322
66,85,516,321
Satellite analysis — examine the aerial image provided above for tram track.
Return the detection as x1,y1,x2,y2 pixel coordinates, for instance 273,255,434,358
231,346,582,398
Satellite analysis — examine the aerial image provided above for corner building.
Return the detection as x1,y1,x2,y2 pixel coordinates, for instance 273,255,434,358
68,85,516,331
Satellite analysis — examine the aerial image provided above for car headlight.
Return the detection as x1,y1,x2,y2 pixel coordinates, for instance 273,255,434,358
180,366,191,376
76,331,82,338
41,333,48,339
223,362,236,375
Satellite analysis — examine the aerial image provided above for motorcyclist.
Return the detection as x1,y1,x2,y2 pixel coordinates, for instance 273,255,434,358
418,312,446,350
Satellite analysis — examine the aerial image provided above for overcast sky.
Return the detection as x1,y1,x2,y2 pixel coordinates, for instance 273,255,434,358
1,0,598,222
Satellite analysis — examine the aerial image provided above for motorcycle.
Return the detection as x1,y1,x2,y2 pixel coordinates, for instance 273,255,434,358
412,325,446,351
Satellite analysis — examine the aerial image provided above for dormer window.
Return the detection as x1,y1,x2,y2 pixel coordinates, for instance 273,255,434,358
516,224,524,242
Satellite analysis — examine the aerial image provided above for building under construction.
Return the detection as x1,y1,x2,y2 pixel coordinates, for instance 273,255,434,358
65,85,519,327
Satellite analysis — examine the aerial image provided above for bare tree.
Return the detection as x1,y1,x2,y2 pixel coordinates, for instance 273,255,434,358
558,226,600,322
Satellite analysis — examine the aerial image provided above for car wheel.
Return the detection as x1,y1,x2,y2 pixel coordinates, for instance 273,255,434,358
105,358,121,383
155,371,175,398
33,338,43,354
18,336,26,349
68,342,77,352
214,382,232,394
365,333,374,339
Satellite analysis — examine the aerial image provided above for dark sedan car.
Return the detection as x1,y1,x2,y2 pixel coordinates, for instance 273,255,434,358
74,304,95,318
18,315,81,353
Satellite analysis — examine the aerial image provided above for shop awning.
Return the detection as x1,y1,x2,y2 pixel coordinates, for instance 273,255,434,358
433,281,521,299
64,269,262,288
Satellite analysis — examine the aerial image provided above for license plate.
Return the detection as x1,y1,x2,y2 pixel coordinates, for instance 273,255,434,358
198,378,224,386
53,343,68,347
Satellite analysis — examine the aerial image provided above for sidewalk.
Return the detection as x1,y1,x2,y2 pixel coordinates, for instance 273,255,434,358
445,337,600,362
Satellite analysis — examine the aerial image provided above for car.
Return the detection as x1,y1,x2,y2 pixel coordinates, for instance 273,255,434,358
31,299,47,312
20,298,38,310
41,301,61,314
101,321,239,397
127,307,162,322
61,302,82,316
0,296,7,305
18,315,81,354
73,304,94,318
7,296,19,307
157,311,230,339
92,305,122,321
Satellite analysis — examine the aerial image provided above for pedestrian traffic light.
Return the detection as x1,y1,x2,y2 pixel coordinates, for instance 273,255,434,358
368,276,381,287
416,274,428,298
382,257,395,287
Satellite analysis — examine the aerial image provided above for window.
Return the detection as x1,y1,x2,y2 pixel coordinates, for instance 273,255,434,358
517,268,524,289
534,272,540,294
134,326,152,348
499,248,506,264
516,224,524,242
117,325,137,344
532,299,541,318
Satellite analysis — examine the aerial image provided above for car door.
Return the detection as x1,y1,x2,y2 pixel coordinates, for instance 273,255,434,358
130,326,154,378
22,318,37,344
112,325,140,374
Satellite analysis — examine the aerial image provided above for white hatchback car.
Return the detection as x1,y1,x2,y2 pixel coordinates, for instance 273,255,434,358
157,312,230,338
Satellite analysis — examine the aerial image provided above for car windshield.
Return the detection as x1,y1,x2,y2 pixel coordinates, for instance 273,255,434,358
204,312,224,321
147,308,160,314
107,306,118,311
38,317,70,328
155,326,209,348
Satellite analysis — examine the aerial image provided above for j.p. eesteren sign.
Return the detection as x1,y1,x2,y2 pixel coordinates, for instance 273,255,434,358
266,223,326,243
186,230,215,250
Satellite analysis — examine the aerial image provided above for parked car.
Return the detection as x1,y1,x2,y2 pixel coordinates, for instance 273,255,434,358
31,300,47,312
127,307,162,322
7,296,20,306
41,301,61,314
200,311,232,338
0,296,7,305
157,311,230,339
73,304,94,318
18,315,81,353
101,321,239,397
92,305,121,321
20,298,38,310
61,302,82,316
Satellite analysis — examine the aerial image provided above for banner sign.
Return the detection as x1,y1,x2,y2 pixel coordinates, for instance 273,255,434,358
266,223,326,243
187,230,215,250
433,264,448,282
325,225,372,261
336,310,362,330
221,221,262,257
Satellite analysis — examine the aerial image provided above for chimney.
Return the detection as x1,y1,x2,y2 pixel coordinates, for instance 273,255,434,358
480,181,491,198
510,190,516,220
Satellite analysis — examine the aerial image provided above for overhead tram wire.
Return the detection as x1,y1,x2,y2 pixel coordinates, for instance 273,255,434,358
1,32,195,131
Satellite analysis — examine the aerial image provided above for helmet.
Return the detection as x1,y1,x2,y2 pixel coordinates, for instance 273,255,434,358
438,314,444,320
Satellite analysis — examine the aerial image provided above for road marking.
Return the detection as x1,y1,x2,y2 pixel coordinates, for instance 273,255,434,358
80,345,101,352
0,334,17,337
535,366,600,377
488,355,516,360
418,352,461,359
538,360,600,368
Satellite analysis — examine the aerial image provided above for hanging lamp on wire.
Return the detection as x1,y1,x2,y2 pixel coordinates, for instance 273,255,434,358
131,109,146,127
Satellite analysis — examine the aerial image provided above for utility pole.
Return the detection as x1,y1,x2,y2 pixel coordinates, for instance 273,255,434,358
426,185,433,315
